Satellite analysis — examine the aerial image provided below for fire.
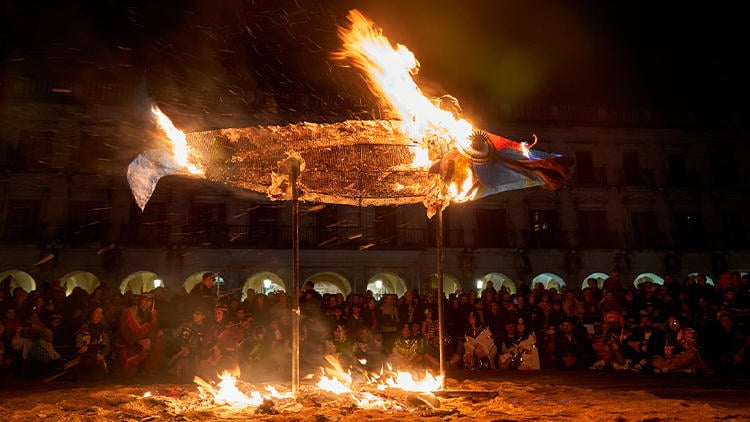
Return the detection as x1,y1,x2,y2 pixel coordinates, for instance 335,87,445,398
195,357,441,411
314,355,442,408
380,370,443,392
336,10,478,203
151,105,204,175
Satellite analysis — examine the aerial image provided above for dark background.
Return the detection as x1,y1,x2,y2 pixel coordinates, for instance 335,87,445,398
1,1,748,118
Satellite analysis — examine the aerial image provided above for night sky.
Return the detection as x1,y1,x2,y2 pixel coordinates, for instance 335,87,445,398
1,1,748,115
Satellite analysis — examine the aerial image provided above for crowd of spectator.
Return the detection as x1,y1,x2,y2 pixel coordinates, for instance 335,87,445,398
1,270,749,384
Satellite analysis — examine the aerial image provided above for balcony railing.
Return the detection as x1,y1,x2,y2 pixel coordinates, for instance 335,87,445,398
522,229,569,249
573,230,621,249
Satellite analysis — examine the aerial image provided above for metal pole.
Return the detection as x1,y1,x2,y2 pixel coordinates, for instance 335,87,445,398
436,207,446,390
291,162,300,396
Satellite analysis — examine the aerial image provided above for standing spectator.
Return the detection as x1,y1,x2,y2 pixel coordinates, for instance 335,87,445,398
188,273,218,317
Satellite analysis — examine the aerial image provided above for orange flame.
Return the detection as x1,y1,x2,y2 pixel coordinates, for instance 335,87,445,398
336,10,478,203
151,105,204,175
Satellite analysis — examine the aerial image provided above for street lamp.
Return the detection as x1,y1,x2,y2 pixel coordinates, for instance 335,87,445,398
263,278,272,294
476,279,483,290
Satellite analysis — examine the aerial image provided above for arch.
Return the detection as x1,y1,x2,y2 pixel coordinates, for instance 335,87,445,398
182,271,228,294
633,272,665,287
480,272,516,294
688,272,715,286
0,270,36,293
366,272,408,300
532,272,566,290
427,273,462,296
60,270,100,296
582,272,610,289
305,272,351,296
241,272,286,301
120,271,161,294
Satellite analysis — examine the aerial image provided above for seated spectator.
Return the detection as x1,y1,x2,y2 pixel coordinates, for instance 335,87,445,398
167,306,212,381
117,292,164,378
555,317,594,370
623,312,665,373
390,324,422,369
21,313,66,378
241,325,274,381
72,306,110,381
0,320,19,379
464,311,496,370
325,324,354,367
704,311,743,373
651,315,708,374
353,327,384,372
590,311,630,371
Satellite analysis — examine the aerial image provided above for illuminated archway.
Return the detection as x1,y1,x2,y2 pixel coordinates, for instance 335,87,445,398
182,271,228,294
366,272,408,300
0,270,36,293
532,273,566,290
688,272,715,286
242,272,286,300
582,272,610,289
306,272,351,296
480,272,516,294
633,272,665,287
427,273,462,296
60,270,100,296
120,271,162,294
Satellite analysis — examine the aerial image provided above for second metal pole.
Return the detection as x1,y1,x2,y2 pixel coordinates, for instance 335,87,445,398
291,162,300,396
436,207,446,390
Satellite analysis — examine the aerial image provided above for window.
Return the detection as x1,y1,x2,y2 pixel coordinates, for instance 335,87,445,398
674,212,704,249
3,200,41,241
475,208,509,247
14,130,53,169
246,204,280,246
623,151,641,185
67,200,108,244
188,203,227,245
126,202,169,245
316,205,338,247
710,152,738,186
526,209,560,248
631,211,660,249
574,151,594,183
667,153,687,186
577,210,610,248
78,133,116,173
722,212,746,249
374,206,397,246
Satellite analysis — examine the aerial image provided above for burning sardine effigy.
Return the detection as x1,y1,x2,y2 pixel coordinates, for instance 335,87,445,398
127,117,572,216
127,9,573,214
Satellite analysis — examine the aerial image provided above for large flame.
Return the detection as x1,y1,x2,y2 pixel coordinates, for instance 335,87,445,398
151,105,204,175
196,356,442,411
336,9,477,203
